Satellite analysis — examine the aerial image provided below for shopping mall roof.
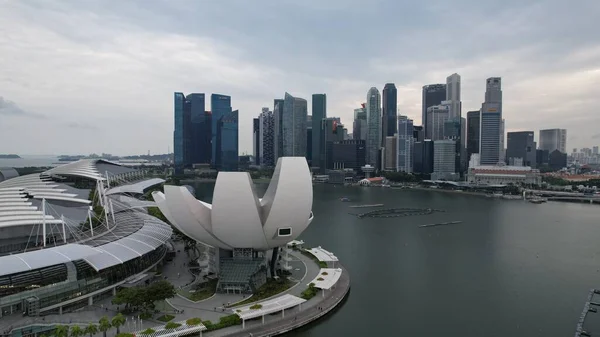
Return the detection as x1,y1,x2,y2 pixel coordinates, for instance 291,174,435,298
0,244,102,276
106,178,165,196
234,294,306,320
308,268,343,290
306,246,339,262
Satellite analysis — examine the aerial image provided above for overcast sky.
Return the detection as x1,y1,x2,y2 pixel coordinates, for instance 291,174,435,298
1,0,599,156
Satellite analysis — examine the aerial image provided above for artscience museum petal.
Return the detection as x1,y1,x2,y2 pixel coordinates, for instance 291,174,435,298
152,157,313,251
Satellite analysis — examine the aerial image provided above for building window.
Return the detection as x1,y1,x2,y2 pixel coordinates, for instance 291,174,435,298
278,227,292,237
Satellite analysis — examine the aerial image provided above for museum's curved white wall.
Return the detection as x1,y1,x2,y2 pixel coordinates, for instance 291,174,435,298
153,157,313,250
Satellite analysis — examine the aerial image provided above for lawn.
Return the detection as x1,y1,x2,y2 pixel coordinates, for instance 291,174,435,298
177,279,218,302
229,278,294,307
156,314,175,322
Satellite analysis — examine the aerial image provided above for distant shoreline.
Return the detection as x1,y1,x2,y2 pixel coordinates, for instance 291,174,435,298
0,154,21,159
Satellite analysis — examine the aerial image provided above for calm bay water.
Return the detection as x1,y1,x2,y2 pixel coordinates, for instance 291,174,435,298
0,155,58,168
192,182,600,337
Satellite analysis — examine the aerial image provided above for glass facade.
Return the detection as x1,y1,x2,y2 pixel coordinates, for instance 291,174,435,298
211,94,232,167
382,83,397,142
422,84,446,137
311,94,326,168
273,99,284,162
366,87,381,169
0,246,165,317
282,93,308,157
186,94,210,165
397,115,414,173
216,110,239,171
173,92,185,172
467,110,480,162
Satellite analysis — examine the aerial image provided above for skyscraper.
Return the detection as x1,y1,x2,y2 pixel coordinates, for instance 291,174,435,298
273,99,284,161
185,94,209,165
211,94,232,167
174,92,186,172
384,136,397,171
215,110,238,171
426,103,450,141
466,110,480,161
321,118,344,170
397,115,414,173
311,94,326,168
506,131,536,167
422,84,446,136
366,87,382,168
433,140,457,180
353,105,368,141
382,83,398,142
282,92,308,157
539,129,567,153
446,74,461,119
259,109,275,167
499,119,506,163
253,116,261,165
332,139,366,171
479,77,503,165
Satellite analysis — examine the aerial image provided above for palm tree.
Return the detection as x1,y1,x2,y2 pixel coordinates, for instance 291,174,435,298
98,317,111,337
84,324,98,337
55,325,69,337
70,326,83,337
111,313,126,335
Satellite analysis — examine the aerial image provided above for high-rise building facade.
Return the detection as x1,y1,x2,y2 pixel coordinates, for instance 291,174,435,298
321,118,344,170
422,84,446,136
282,93,308,157
185,94,210,165
426,103,450,141
397,115,414,173
215,110,238,171
446,73,461,119
174,92,186,172
273,99,284,161
384,136,397,171
539,129,567,153
433,140,457,180
506,131,536,167
211,94,232,167
353,105,368,141
382,83,398,142
413,140,434,175
253,117,261,165
331,140,366,171
466,110,480,161
259,109,275,167
413,125,424,143
311,94,326,168
366,87,382,168
479,77,503,165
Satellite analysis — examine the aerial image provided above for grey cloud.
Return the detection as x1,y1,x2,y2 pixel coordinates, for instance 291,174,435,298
65,122,99,130
0,96,45,118
592,134,600,140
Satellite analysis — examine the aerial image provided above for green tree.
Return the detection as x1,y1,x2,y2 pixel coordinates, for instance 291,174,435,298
70,325,83,337
98,317,111,337
143,281,176,311
111,313,126,335
112,287,143,310
55,325,69,337
84,324,98,337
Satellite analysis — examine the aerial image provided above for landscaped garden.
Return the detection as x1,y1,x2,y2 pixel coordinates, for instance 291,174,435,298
228,278,295,307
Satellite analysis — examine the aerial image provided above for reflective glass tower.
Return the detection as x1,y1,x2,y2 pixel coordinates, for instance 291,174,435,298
215,110,238,171
311,94,326,169
282,92,308,157
173,92,186,172
211,94,232,167
366,87,382,168
382,83,397,142
480,77,502,165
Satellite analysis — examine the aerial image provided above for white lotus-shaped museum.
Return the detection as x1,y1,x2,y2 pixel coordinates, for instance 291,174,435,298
152,157,314,251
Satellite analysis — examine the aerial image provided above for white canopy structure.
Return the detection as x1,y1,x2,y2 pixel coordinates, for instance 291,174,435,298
308,268,343,290
306,246,339,266
106,178,165,195
0,244,102,275
42,159,107,181
234,294,306,328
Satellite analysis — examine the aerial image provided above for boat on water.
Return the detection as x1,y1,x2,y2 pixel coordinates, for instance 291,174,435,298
419,220,463,228
349,204,384,208
340,197,351,202
529,197,547,204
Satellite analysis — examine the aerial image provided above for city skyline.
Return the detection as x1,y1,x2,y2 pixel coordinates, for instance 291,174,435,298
1,1,600,155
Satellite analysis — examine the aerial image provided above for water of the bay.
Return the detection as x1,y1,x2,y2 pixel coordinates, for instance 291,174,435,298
191,182,600,337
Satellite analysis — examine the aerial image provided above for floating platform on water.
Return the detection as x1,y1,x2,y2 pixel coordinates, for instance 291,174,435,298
349,204,384,208
352,207,444,219
419,220,462,228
